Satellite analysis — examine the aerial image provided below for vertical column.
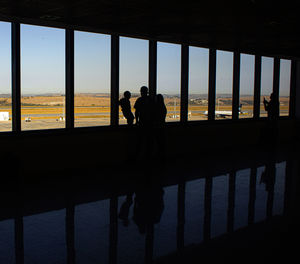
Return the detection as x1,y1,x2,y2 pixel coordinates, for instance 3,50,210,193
253,55,262,119
12,22,21,132
232,52,240,120
177,180,186,250
289,60,297,118
149,40,157,97
180,45,189,123
248,167,257,225
66,203,75,264
295,60,300,119
203,176,212,241
208,49,216,121
109,197,118,264
273,58,280,101
227,171,236,233
111,35,120,126
66,29,74,129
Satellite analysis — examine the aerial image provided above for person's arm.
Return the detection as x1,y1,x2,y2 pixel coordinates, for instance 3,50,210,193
134,100,140,124
263,98,269,111
135,110,140,124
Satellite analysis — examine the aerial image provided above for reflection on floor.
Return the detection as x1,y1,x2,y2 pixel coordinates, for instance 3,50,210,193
0,142,299,264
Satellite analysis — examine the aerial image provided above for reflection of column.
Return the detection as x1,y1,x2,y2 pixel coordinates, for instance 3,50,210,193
283,154,300,228
204,176,212,242
145,224,154,264
266,163,276,220
66,202,75,264
248,167,257,225
14,211,24,264
227,172,236,233
177,181,185,250
14,159,24,264
109,197,118,264
283,158,293,217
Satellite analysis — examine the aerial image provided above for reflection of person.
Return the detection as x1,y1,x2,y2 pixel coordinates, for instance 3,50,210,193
119,91,134,125
260,162,276,192
118,181,164,234
118,193,133,226
133,185,164,234
263,93,279,120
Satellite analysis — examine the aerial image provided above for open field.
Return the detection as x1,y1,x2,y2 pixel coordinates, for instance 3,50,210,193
0,94,290,131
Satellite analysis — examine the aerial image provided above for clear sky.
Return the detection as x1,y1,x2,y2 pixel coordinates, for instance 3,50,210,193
0,21,291,96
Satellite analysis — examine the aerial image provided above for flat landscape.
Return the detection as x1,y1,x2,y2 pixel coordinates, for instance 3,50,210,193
0,94,290,131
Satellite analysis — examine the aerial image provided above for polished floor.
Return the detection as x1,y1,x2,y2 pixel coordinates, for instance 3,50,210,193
0,142,299,264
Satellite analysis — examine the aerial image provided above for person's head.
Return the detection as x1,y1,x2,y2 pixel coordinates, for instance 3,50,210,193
270,92,275,100
140,86,148,97
124,91,131,99
156,94,165,104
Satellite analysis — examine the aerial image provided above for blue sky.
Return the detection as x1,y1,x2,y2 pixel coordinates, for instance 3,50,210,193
0,21,291,96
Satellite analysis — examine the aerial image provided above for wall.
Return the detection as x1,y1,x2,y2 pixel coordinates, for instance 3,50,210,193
0,119,296,176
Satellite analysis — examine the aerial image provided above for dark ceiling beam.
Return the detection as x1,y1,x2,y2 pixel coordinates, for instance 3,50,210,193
0,0,300,59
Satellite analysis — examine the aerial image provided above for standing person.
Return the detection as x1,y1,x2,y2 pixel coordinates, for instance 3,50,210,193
119,91,134,125
134,86,153,126
263,92,279,120
154,94,167,125
154,94,167,164
133,86,154,161
262,92,279,146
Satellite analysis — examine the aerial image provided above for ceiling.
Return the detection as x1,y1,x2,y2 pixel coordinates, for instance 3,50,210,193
0,0,300,58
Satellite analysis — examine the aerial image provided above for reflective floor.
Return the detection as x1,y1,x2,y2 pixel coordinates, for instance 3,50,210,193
0,143,299,264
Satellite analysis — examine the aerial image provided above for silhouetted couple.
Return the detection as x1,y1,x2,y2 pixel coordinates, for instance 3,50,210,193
134,86,167,164
119,86,167,127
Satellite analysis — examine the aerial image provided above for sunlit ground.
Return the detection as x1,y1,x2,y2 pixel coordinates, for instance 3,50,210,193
0,97,290,131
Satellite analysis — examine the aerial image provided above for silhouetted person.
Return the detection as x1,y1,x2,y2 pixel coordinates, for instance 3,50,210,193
119,91,134,125
263,93,279,120
134,86,155,161
134,86,154,126
262,93,279,146
154,94,167,125
154,94,167,164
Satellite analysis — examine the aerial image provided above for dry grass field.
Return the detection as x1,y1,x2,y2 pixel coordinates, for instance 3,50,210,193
0,94,290,131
